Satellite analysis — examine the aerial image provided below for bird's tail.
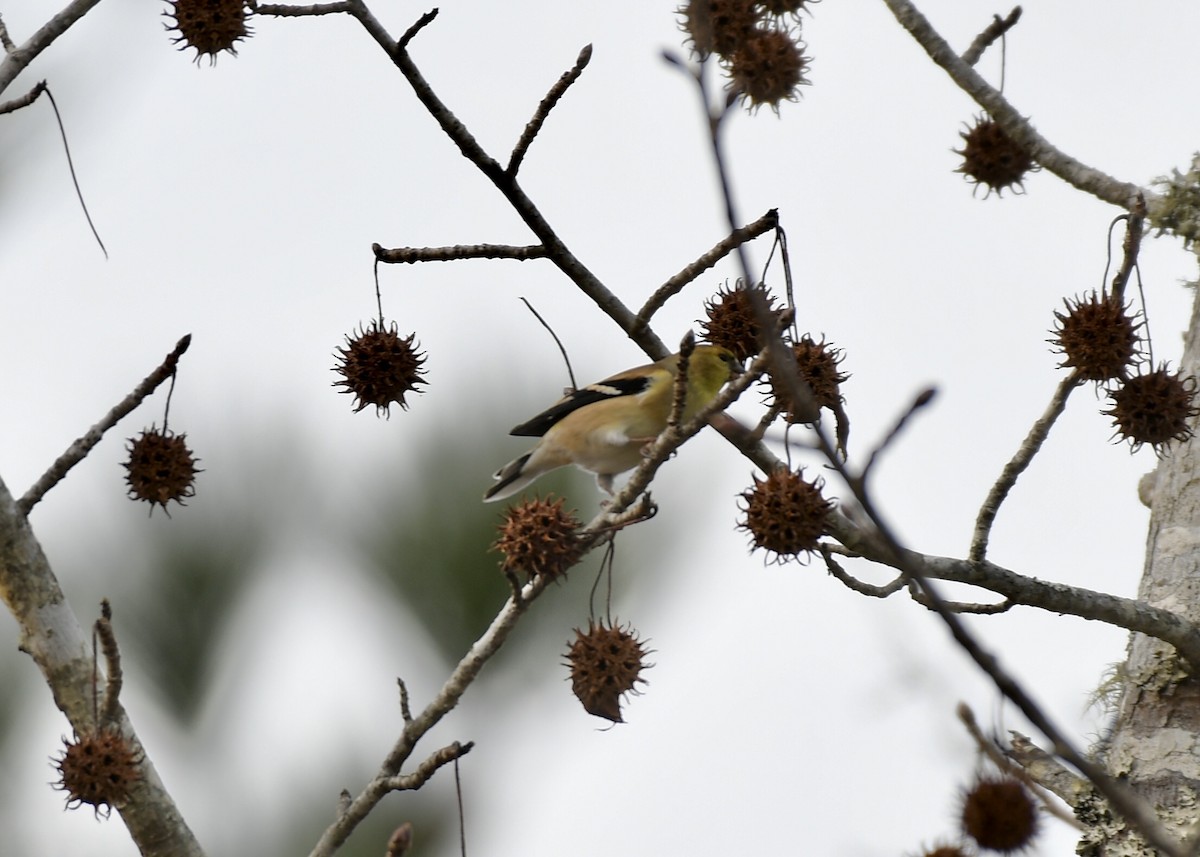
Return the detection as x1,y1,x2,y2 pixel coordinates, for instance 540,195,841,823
483,452,534,502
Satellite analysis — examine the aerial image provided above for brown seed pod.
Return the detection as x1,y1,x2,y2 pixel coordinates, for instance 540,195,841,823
163,0,251,64
123,426,200,512
700,281,780,361
739,467,831,561
955,115,1035,197
53,729,142,817
564,620,650,722
725,26,810,111
1050,291,1140,381
492,496,583,581
678,0,764,59
769,335,847,422
960,777,1039,853
333,319,427,416
1105,365,1199,451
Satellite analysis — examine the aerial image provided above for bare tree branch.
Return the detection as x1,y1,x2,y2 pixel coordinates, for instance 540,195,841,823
881,0,1152,212
508,44,593,176
0,0,104,96
0,478,205,857
634,209,779,334
19,334,193,516
970,372,1081,561
961,6,1022,67
372,242,548,264
0,78,44,115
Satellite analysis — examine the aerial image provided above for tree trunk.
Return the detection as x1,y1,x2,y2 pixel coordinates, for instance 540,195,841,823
1097,279,1200,854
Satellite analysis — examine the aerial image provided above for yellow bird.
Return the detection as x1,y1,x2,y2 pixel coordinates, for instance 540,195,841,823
484,345,741,502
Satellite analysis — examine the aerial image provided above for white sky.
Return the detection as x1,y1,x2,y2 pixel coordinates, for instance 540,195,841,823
3,1,1200,855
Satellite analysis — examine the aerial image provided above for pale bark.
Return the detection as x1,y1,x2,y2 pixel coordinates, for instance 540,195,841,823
1092,282,1200,855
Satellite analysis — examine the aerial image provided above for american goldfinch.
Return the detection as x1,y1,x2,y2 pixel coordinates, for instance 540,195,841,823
484,345,741,502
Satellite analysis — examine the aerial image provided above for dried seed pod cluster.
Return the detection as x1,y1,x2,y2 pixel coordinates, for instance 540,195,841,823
492,496,584,581
163,0,250,63
53,729,142,816
955,114,1035,197
1051,291,1197,452
333,319,428,416
565,620,651,722
677,0,813,111
123,426,200,512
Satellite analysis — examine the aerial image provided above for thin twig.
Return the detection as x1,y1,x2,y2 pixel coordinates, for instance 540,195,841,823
0,14,14,53
821,548,905,598
508,44,593,176
253,2,355,16
907,581,1011,614
633,209,779,335
520,297,577,391
95,599,123,725
970,372,1081,561
378,741,474,791
961,7,1022,67
18,334,193,516
372,243,548,264
396,677,412,724
0,78,44,115
396,8,438,51
860,387,936,482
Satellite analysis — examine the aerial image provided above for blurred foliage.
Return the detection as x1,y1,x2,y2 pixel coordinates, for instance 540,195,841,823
114,505,265,726
358,439,585,663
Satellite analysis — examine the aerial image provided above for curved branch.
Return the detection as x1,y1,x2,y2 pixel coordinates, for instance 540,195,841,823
881,0,1153,213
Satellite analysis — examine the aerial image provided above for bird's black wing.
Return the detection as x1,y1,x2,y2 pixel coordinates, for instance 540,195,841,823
509,375,653,437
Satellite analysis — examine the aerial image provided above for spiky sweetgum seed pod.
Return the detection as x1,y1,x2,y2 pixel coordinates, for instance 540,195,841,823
726,26,809,111
565,620,650,723
164,0,250,64
955,115,1034,197
333,319,427,416
1105,365,1199,451
700,282,779,361
123,426,200,511
739,467,831,561
961,777,1039,853
1051,291,1140,381
53,729,142,816
492,496,583,581
679,0,764,58
770,335,847,421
